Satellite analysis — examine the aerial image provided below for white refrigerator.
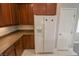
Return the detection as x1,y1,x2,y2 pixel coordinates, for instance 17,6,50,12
34,15,57,53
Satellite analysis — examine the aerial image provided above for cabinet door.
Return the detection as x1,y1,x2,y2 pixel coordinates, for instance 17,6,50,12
2,45,15,56
18,4,29,25
0,4,17,26
31,3,47,15
10,4,18,25
22,35,34,49
19,38,24,54
17,4,34,25
0,4,4,26
29,35,35,48
31,3,57,15
46,3,57,15
28,4,34,25
14,38,23,56
0,4,11,26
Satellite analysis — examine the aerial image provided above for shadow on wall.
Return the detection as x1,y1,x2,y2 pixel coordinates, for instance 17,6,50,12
74,43,79,56
73,33,79,56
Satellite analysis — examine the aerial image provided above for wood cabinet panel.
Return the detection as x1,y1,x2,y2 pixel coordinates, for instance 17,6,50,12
30,35,35,48
17,4,34,25
14,37,23,56
22,35,30,49
18,4,29,25
0,4,11,26
0,3,57,26
31,3,57,15
31,3,47,15
1,34,34,56
2,45,15,56
22,35,34,49
46,3,57,15
28,4,34,25
10,4,18,25
0,3,18,27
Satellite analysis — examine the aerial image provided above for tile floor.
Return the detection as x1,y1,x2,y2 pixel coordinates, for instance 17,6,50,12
22,49,77,56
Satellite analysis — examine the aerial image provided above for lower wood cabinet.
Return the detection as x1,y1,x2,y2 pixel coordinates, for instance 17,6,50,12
14,37,23,56
22,35,35,49
1,34,34,56
2,45,16,56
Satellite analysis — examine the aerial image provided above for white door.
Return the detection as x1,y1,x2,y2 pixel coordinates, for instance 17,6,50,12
34,15,44,53
57,8,77,50
44,16,57,52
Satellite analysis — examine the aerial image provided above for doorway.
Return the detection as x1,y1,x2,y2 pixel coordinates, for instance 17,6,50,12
57,8,77,50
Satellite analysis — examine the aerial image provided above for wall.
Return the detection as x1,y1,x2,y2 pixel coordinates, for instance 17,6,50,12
0,25,34,37
0,26,18,37
18,25,34,30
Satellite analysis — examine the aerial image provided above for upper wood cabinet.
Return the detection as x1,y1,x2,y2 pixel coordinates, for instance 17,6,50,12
31,3,47,15
0,4,17,27
17,4,34,25
46,4,57,15
31,3,57,15
0,3,57,27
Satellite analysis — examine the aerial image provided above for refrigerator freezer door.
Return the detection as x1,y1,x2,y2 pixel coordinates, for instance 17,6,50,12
34,15,44,53
44,16,57,52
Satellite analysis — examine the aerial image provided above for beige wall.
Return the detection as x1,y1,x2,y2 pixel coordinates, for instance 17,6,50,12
0,25,34,37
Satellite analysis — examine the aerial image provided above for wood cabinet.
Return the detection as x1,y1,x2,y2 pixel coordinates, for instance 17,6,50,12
46,4,57,15
17,4,34,25
2,45,15,56
0,3,18,27
22,35,35,49
0,3,57,26
1,36,24,56
0,33,34,56
31,3,57,15
10,4,18,25
14,37,23,56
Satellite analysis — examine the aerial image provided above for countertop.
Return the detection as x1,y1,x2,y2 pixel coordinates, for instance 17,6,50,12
0,30,34,54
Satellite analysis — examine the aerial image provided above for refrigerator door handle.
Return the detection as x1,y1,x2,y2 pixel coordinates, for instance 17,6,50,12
36,27,42,33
